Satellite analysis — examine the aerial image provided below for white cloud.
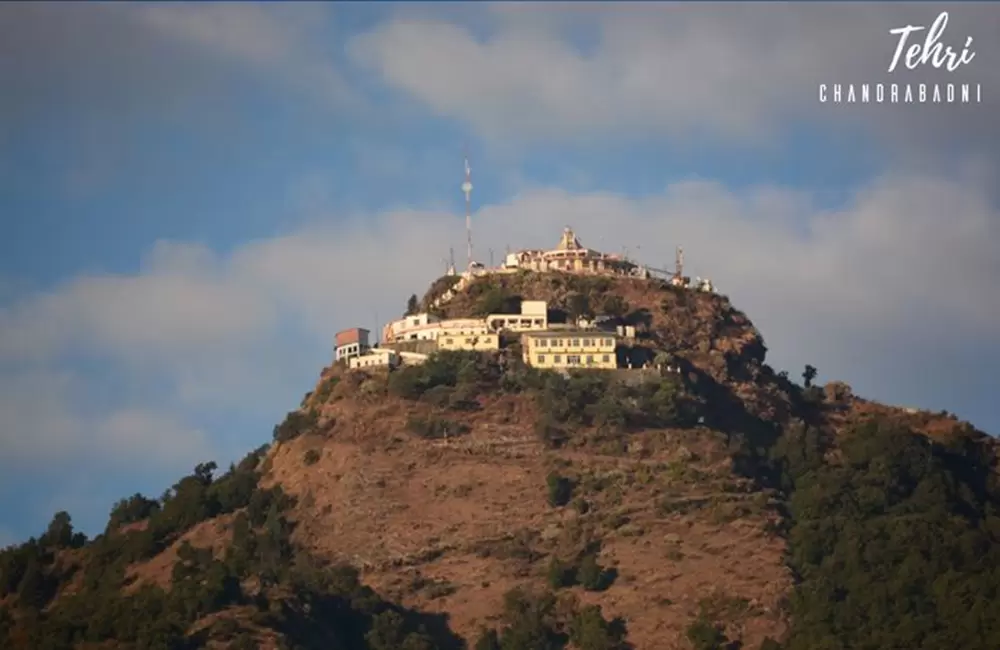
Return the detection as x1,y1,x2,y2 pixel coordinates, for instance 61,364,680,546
348,4,1000,149
0,369,211,473
2,169,997,468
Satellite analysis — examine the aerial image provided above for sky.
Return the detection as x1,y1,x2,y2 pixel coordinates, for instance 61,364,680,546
1,2,998,546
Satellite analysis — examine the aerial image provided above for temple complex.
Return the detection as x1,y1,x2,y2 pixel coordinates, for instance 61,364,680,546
502,227,644,277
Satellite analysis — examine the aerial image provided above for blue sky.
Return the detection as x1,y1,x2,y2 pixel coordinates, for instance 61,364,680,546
1,2,999,545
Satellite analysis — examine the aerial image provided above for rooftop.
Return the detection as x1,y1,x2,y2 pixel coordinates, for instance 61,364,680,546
522,330,617,339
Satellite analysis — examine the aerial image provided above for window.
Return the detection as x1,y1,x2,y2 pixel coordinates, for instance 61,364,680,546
586,355,594,364
572,339,580,347
465,338,474,344
583,338,592,346
553,355,562,364
412,319,419,326
604,338,613,346
567,355,581,365
446,338,454,345
538,339,548,347
537,355,546,364
602,355,610,363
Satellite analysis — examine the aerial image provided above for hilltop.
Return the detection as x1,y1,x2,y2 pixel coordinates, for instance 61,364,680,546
1,269,998,650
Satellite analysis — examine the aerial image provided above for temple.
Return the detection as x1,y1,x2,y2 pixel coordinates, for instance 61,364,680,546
502,227,642,277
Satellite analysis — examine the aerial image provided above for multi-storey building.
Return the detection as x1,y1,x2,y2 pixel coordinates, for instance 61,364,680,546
521,330,618,370
335,328,371,362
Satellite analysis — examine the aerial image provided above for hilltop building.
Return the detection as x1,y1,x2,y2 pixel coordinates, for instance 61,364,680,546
503,227,645,278
521,330,619,370
347,348,429,370
335,328,371,362
485,300,548,332
348,347,397,370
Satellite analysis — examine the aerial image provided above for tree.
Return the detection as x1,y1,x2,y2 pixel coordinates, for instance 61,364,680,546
802,364,817,388
546,473,573,507
43,511,75,549
570,604,627,650
566,292,592,321
406,294,420,315
686,616,728,650
601,295,629,318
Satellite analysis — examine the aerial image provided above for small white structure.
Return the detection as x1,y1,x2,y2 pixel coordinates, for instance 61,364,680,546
486,300,548,333
348,348,398,370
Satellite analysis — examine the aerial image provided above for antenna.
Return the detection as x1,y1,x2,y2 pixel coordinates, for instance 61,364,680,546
489,248,494,267
674,246,684,280
461,149,473,270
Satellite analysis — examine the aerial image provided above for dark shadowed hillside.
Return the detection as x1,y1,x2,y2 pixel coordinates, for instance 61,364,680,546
1,270,997,650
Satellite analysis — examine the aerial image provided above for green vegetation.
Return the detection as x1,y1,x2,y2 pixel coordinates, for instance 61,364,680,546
385,347,691,453
473,588,628,650
546,551,616,593
546,473,574,507
388,350,499,401
272,409,319,443
685,616,729,650
773,418,1000,650
0,440,460,650
303,449,321,465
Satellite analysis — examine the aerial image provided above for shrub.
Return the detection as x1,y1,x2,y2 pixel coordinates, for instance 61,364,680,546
685,616,729,650
421,384,455,407
577,552,615,592
272,410,318,443
303,449,321,465
388,366,428,399
546,557,576,589
474,627,501,650
546,473,573,507
569,604,629,650
535,417,569,449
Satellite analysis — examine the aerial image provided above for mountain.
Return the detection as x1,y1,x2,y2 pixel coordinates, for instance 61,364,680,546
2,270,998,650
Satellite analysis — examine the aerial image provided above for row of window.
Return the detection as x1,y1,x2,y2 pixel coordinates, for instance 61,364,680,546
536,354,611,365
534,337,613,348
445,337,482,345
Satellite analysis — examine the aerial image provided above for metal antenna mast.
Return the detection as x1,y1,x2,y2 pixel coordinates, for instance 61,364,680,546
462,151,474,270
675,246,684,280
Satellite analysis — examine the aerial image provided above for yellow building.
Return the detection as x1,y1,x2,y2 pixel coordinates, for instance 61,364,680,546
521,331,618,369
438,328,500,351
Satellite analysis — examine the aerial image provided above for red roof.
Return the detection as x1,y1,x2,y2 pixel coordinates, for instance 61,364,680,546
335,328,369,347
